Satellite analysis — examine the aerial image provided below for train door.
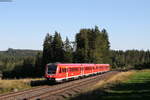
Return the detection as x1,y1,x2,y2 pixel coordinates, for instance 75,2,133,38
57,66,67,79
81,65,84,76
66,66,68,79
81,65,83,76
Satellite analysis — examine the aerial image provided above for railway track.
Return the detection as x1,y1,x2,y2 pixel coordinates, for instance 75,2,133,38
0,85,50,100
0,71,119,100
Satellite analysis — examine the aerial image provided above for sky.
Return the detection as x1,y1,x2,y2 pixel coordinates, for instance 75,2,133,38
0,0,150,51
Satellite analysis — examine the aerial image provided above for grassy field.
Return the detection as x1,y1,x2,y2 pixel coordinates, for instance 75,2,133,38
70,69,150,100
0,78,45,94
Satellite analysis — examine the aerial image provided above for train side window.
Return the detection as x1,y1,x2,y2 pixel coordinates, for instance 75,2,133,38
69,68,72,72
85,67,91,70
70,68,79,72
75,68,77,71
76,68,79,71
61,68,63,73
71,68,73,72
93,66,95,69
62,68,66,73
64,68,66,72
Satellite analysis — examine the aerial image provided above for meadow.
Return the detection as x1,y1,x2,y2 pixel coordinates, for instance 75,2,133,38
70,69,150,100
0,78,44,94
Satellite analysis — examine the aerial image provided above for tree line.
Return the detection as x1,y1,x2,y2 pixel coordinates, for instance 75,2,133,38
0,26,150,78
0,49,40,78
111,50,150,69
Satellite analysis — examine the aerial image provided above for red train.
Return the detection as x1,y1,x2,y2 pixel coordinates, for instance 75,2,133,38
45,63,110,82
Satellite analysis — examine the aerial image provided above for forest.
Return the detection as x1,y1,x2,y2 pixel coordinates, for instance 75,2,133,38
0,26,150,78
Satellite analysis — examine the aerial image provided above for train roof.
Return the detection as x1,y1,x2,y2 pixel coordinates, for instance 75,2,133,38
58,64,82,66
47,63,109,66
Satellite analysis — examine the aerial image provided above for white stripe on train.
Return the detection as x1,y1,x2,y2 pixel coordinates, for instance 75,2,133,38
55,70,109,82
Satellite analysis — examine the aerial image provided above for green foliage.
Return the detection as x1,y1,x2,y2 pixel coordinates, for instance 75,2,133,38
75,29,89,62
42,32,65,64
74,26,110,63
35,52,43,76
52,32,64,62
42,32,73,64
63,37,73,63
42,33,53,66
110,50,150,69
0,48,41,78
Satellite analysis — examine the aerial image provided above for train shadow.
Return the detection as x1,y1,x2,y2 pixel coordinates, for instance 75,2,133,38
30,80,58,87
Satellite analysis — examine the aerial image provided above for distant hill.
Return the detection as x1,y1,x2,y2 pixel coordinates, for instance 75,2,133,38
0,48,42,59
0,48,43,77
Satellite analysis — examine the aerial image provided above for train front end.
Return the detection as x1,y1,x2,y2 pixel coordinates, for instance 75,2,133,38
45,63,58,82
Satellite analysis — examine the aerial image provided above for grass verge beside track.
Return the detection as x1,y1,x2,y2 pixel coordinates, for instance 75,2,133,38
69,69,150,100
0,78,44,94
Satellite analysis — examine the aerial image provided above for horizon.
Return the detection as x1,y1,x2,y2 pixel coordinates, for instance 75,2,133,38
0,0,150,51
0,47,149,52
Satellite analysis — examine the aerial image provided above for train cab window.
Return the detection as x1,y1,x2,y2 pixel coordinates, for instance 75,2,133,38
47,64,57,74
59,68,62,73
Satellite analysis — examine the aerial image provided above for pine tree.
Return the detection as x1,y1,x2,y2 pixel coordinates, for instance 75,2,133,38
52,32,64,62
92,26,103,63
75,29,89,63
35,52,43,76
63,37,73,63
101,28,110,63
42,33,53,66
75,26,110,64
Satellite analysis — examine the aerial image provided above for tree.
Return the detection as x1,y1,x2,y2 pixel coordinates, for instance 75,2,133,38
75,29,89,63
52,32,64,62
35,52,43,76
75,26,110,64
63,37,73,62
101,28,110,63
42,33,53,66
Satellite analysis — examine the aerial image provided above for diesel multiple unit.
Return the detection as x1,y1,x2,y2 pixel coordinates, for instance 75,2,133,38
45,63,110,82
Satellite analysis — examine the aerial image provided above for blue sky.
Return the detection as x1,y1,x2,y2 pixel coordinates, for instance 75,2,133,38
0,0,150,51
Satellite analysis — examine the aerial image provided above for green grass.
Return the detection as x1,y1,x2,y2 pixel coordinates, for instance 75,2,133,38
70,70,150,100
